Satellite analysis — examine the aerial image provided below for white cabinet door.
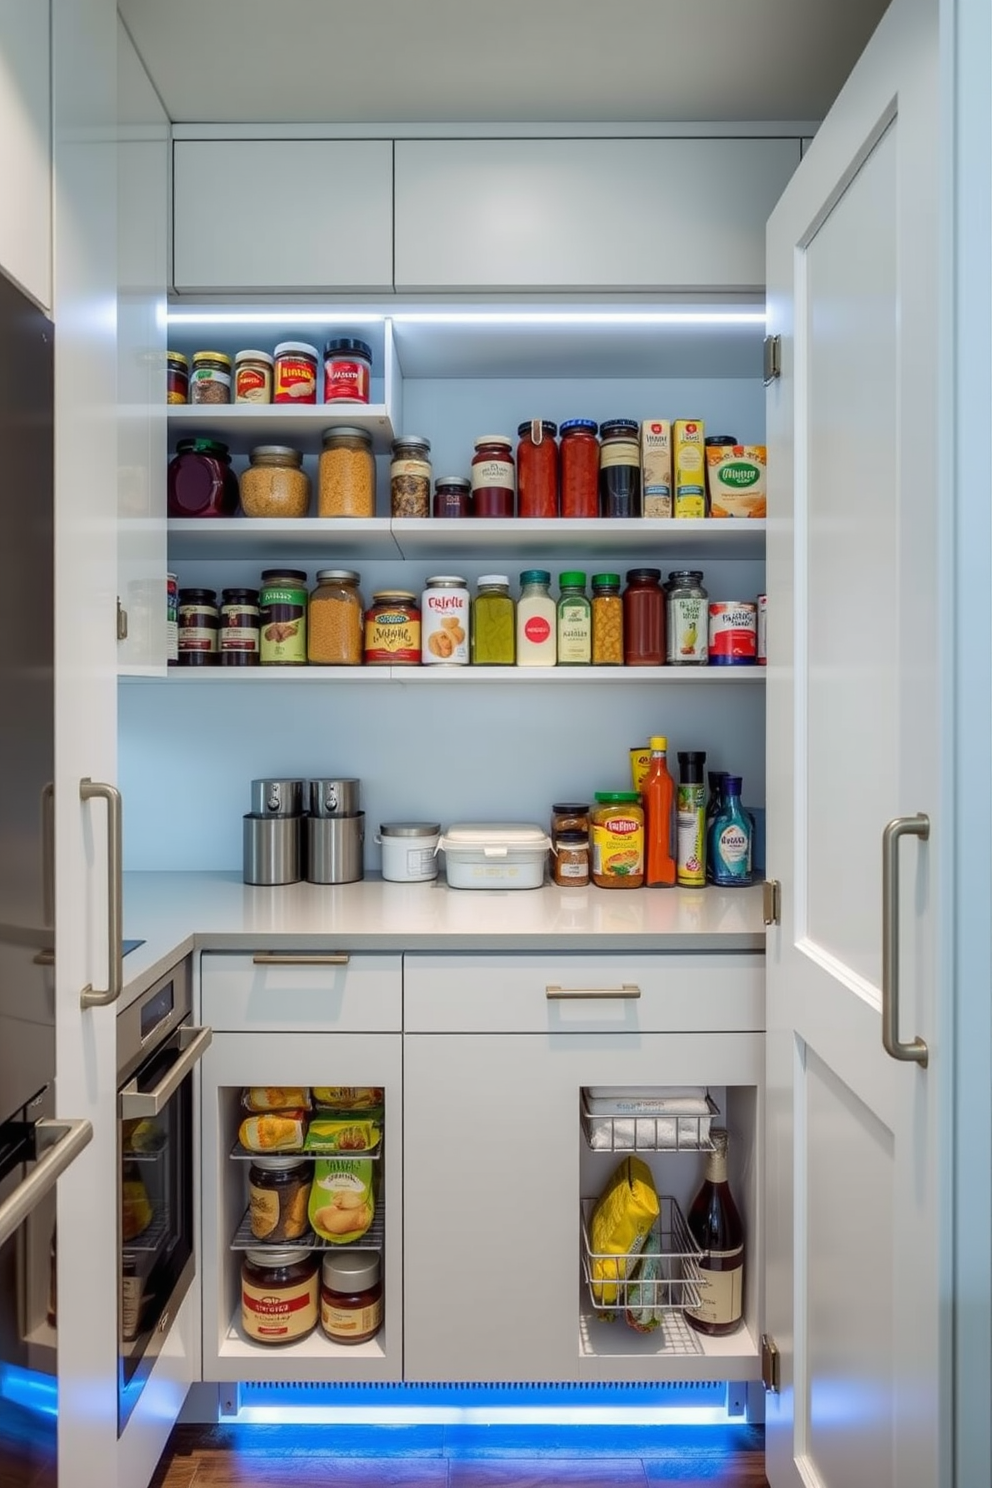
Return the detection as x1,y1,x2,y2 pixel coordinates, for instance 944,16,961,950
0,0,51,310
394,138,799,292
173,140,394,292
764,2,945,1485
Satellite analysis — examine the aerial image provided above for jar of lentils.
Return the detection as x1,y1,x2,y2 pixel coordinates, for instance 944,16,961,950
240,446,310,518
308,569,365,665
319,426,375,517
390,435,431,518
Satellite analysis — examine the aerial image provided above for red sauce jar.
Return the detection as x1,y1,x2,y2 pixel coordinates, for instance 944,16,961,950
559,419,600,518
273,341,319,404
471,436,514,518
516,420,559,519
623,568,665,666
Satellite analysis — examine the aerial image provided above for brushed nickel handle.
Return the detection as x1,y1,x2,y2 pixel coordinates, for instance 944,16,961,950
0,1118,92,1248
546,984,641,1000
120,1026,212,1118
80,779,123,1009
881,814,929,1068
252,953,351,966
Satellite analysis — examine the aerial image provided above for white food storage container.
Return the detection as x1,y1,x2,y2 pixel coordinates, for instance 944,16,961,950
438,822,551,890
375,821,441,882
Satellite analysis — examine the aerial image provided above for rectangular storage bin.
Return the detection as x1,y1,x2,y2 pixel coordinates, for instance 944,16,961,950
438,822,551,890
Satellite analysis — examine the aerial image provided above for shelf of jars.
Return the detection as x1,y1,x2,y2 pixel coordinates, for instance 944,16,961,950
121,666,766,687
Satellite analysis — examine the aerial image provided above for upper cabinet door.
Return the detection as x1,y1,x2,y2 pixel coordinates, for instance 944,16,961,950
394,137,799,292
172,139,394,292
0,0,51,310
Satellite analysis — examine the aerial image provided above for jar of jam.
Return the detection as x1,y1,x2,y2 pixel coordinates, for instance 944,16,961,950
364,591,421,665
177,588,218,666
241,1248,319,1345
220,588,260,667
433,476,471,519
622,568,665,666
234,349,274,403
471,436,514,518
166,352,189,405
190,351,232,404
259,569,308,667
516,420,558,518
599,418,641,518
390,435,432,518
273,341,319,404
308,569,365,665
552,830,590,887
559,419,599,518
248,1157,313,1242
320,1250,383,1345
167,438,240,518
324,337,372,403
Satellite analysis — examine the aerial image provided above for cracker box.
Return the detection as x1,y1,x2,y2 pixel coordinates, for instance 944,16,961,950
673,419,706,518
640,420,672,517
707,444,767,518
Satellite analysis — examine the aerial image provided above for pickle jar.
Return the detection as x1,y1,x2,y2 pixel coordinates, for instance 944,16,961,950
390,435,432,518
471,436,515,518
472,575,516,664
319,426,375,517
516,420,559,518
308,569,365,665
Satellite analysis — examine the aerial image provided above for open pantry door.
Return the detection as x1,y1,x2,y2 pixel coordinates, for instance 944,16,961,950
763,1,946,1486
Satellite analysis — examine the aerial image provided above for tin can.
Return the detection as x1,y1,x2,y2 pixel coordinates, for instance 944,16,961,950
421,575,469,665
665,570,708,666
166,572,178,664
707,601,757,666
757,594,767,666
273,342,319,404
259,569,308,666
364,591,421,665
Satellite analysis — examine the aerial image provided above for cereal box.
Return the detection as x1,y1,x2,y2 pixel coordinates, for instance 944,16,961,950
640,420,672,518
673,420,706,518
707,444,767,519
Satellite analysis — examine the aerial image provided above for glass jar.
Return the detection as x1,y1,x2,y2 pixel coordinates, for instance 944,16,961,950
308,569,365,665
422,575,470,665
248,1157,312,1242
364,591,421,665
550,802,591,842
591,792,645,889
166,573,178,665
220,587,260,667
177,588,218,666
320,1251,383,1345
167,438,240,517
240,445,311,518
234,349,274,403
622,568,665,666
516,420,559,519
599,418,641,518
552,830,590,887
273,341,319,404
556,571,591,665
241,1248,319,1345
591,573,624,665
324,337,372,403
166,351,189,405
472,575,515,664
259,569,308,667
666,570,709,665
433,476,472,519
390,435,432,518
471,436,514,518
516,569,557,666
559,419,600,518
319,426,375,517
189,350,232,405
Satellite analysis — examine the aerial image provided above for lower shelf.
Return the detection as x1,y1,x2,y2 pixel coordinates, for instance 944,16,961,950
577,1308,760,1381
217,1305,391,1369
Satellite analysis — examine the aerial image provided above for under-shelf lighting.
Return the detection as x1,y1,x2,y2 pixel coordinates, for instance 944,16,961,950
165,309,765,328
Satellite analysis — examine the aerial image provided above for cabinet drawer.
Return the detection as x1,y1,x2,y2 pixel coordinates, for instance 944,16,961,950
200,951,402,1032
403,953,764,1034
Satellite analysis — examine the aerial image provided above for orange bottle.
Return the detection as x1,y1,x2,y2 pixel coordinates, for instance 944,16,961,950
644,735,677,887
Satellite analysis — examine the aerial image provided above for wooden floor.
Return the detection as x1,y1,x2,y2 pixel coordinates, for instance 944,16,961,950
149,1423,769,1488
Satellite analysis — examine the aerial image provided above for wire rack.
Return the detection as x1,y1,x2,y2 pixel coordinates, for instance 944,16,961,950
578,1304,705,1356
580,1090,718,1154
230,1194,385,1253
579,1197,702,1315
122,1208,171,1258
228,1137,382,1161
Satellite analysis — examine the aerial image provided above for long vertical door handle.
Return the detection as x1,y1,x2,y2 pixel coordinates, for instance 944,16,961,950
80,779,123,1008
881,814,929,1067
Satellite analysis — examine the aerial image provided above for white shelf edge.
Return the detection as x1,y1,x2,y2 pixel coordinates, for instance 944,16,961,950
119,666,766,685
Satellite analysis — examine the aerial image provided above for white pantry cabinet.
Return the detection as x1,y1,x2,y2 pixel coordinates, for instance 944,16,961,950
0,0,51,310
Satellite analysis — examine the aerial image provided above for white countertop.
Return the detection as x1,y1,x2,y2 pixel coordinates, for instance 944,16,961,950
121,870,766,1004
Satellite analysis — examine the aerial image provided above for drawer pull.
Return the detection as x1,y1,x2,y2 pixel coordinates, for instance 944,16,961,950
545,984,641,1000
252,953,351,967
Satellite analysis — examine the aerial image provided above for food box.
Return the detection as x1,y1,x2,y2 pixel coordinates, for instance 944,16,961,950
438,822,551,889
640,420,672,517
706,443,767,518
672,419,706,517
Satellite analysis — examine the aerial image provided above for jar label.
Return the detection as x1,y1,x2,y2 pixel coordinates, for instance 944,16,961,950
600,440,640,469
471,460,514,490
325,358,370,403
235,366,272,402
191,367,231,388
274,357,317,402
667,596,708,664
391,459,431,479
260,598,306,665
557,603,591,663
422,590,469,665
242,1275,318,1341
364,612,421,664
524,614,551,645
248,1185,281,1240
321,1294,383,1340
684,1249,743,1327
591,817,644,881
558,858,588,879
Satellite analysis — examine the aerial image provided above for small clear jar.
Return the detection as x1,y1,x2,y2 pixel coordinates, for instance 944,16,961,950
433,476,472,519
320,1251,383,1345
308,569,365,665
390,435,432,518
472,575,515,664
319,426,375,517
551,830,590,887
240,445,310,518
190,350,232,405
666,570,709,666
591,573,624,665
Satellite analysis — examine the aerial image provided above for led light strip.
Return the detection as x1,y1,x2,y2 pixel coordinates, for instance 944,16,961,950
233,1402,730,1426
165,310,765,328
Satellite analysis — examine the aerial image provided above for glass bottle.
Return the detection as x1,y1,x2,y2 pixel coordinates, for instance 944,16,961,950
559,419,599,519
472,575,515,664
622,569,665,665
684,1128,744,1336
591,573,623,665
643,735,676,887
676,750,707,887
516,420,559,518
598,418,641,517
516,569,557,666
705,771,727,883
666,570,708,665
709,775,753,887
556,572,591,665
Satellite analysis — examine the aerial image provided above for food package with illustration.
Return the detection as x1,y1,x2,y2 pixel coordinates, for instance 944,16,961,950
588,1155,659,1306
239,1110,308,1152
640,420,672,517
308,1157,375,1242
706,443,767,518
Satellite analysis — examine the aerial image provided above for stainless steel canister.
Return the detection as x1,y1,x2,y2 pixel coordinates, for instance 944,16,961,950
243,814,303,886
308,778,361,818
306,813,365,884
250,778,304,817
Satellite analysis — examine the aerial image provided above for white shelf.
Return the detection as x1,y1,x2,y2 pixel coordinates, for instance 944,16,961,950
168,402,396,455
214,1306,394,1383
120,665,765,686
577,1308,760,1382
168,517,400,562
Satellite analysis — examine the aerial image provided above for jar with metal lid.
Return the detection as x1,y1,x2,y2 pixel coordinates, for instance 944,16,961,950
259,569,308,666
308,569,365,665
320,1250,383,1345
471,436,514,518
324,337,372,404
559,419,599,518
516,420,559,519
166,351,189,405
240,445,311,519
248,1157,312,1242
220,588,260,666
433,476,471,519
319,426,375,517
167,438,240,517
241,1248,319,1345
422,575,469,665
666,570,709,666
364,591,421,665
552,830,590,887
591,792,645,889
190,350,232,404
591,573,624,665
234,349,274,404
623,568,665,666
375,821,441,882
273,341,319,404
177,588,218,666
550,802,591,842
390,435,432,518
599,418,641,518
472,575,515,664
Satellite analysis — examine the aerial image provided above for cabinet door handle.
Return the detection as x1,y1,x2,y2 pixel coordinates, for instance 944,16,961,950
252,953,351,967
80,779,123,1009
545,984,641,1000
881,814,929,1068
0,1118,92,1249
120,1026,212,1118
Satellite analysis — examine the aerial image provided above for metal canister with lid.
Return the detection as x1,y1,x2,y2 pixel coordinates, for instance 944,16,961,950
666,570,709,666
421,575,469,665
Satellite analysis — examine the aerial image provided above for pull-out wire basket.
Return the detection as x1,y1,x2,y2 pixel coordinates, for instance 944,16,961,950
580,1090,718,1153
580,1196,703,1314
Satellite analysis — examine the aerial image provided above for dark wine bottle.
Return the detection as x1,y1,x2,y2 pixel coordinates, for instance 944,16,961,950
684,1127,744,1336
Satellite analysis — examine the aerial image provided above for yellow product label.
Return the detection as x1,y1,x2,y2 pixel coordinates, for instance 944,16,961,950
673,420,706,518
248,1183,280,1240
706,444,767,519
629,748,652,793
591,815,644,881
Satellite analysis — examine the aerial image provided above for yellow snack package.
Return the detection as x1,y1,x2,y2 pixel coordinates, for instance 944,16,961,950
589,1156,659,1306
309,1158,374,1244
303,1118,381,1154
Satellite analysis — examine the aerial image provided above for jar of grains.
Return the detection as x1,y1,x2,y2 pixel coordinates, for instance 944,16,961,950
516,420,559,518
390,435,432,518
189,351,232,404
433,476,472,519
319,426,375,517
559,419,599,518
308,569,365,665
234,349,274,403
591,573,624,665
220,587,260,666
259,569,308,666
240,445,311,518
471,436,515,518
166,352,189,405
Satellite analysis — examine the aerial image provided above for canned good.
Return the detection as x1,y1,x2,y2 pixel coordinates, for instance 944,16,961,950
220,588,260,666
189,351,231,405
324,337,372,404
757,594,767,666
364,591,421,665
591,792,645,889
707,601,757,665
177,588,218,666
259,569,308,666
273,341,319,404
166,352,188,405
666,570,708,666
234,349,274,403
166,573,178,664
421,575,469,665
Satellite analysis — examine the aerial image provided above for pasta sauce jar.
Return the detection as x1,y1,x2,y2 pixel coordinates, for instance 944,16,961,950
241,1248,319,1345
516,420,558,518
273,341,319,404
364,591,421,665
471,436,514,517
559,419,599,518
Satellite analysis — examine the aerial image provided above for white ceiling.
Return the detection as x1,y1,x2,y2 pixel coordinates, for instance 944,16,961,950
118,0,889,127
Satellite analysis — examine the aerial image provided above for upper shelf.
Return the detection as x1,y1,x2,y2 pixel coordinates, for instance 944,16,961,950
168,403,396,455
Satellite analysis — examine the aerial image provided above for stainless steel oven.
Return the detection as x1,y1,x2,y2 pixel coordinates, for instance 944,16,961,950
116,957,210,1433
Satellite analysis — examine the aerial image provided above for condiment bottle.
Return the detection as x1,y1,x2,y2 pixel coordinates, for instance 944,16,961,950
559,419,599,518
471,436,515,517
556,571,591,665
709,774,753,887
666,570,708,665
591,573,623,665
598,418,641,517
516,420,559,518
516,569,557,666
622,569,665,665
643,735,676,887
684,1128,744,1335
472,575,515,664
676,750,707,887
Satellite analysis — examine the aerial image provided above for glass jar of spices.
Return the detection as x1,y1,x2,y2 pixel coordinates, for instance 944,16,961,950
166,352,189,405
390,436,432,518
471,436,514,518
472,575,515,664
591,573,624,665
177,588,219,666
433,476,472,519
259,569,308,667
557,571,591,665
240,445,310,518
189,350,232,405
552,830,590,887
220,588,260,666
308,569,365,665
559,419,599,518
623,568,665,666
666,570,709,666
319,426,375,517
516,420,559,518
599,418,641,518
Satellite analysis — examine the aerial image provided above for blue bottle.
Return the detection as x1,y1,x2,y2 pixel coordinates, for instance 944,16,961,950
710,775,753,887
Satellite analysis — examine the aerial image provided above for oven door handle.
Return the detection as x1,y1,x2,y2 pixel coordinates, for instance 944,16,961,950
120,1026,212,1119
0,1118,92,1249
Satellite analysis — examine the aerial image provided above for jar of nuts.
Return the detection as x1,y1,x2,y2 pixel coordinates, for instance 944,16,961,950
319,427,375,518
240,446,311,518
308,570,365,665
390,435,431,518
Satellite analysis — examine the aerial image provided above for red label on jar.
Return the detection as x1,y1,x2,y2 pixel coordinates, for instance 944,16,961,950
325,358,370,403
708,602,757,664
236,366,270,400
524,615,551,644
274,357,317,403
